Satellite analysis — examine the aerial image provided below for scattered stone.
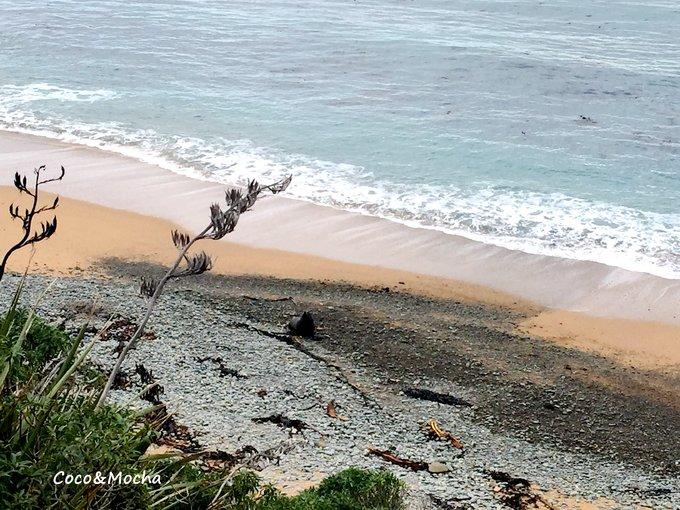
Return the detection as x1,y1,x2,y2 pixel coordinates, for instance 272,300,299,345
5,273,678,509
428,461,451,474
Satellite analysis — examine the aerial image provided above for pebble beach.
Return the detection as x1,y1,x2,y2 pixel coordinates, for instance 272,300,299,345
3,268,678,509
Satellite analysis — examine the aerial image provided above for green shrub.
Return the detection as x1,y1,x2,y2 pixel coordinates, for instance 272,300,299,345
0,381,156,508
0,307,69,384
162,468,405,510
280,468,405,510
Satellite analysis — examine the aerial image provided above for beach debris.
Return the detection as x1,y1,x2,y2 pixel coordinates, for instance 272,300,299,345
135,363,155,385
195,356,246,379
111,368,131,390
421,419,464,449
486,470,555,510
146,442,261,472
103,317,156,354
288,311,316,338
620,486,673,498
241,441,296,471
243,295,294,303
197,446,259,471
429,494,472,508
427,461,451,474
159,425,200,453
326,400,348,421
201,450,241,470
135,363,165,404
404,387,472,407
146,405,202,453
252,414,308,434
141,383,165,405
366,447,428,471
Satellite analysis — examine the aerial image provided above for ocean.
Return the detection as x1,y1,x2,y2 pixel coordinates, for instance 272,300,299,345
0,0,678,278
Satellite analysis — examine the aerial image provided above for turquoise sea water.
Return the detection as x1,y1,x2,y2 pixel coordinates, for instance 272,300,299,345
0,0,678,278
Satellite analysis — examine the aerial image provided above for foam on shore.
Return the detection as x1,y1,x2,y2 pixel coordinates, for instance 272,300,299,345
1,129,679,329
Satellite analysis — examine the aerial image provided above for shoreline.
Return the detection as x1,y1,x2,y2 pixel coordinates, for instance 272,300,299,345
3,126,677,282
1,129,679,370
1,129,678,326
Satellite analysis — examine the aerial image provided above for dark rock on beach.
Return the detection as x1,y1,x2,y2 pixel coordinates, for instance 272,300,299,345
288,311,315,338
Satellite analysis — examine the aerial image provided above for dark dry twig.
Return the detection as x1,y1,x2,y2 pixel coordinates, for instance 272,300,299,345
403,387,472,407
0,165,64,283
366,447,428,471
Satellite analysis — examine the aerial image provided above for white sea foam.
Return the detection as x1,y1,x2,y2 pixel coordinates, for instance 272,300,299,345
0,83,119,103
0,84,678,280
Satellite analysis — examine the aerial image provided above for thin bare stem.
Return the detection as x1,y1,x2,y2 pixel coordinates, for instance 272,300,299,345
96,176,291,408
96,226,209,408
0,166,64,283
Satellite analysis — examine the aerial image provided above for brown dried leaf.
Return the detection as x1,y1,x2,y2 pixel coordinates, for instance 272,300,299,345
326,400,348,421
421,419,464,450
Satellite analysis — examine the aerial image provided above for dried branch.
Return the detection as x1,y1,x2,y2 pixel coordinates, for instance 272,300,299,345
169,251,213,278
0,166,65,283
171,229,191,250
140,277,158,299
97,175,291,408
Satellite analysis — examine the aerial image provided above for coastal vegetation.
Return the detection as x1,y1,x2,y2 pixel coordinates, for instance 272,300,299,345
0,167,405,509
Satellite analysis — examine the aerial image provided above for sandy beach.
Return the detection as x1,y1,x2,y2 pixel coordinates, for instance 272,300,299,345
1,130,678,371
1,132,679,508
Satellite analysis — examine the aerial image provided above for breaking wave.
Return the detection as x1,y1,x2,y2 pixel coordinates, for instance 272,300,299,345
1,83,678,279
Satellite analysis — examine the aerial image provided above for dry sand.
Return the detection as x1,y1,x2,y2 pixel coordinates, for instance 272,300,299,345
0,129,678,371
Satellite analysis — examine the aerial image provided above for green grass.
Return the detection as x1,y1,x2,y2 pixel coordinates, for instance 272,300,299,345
0,307,69,383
